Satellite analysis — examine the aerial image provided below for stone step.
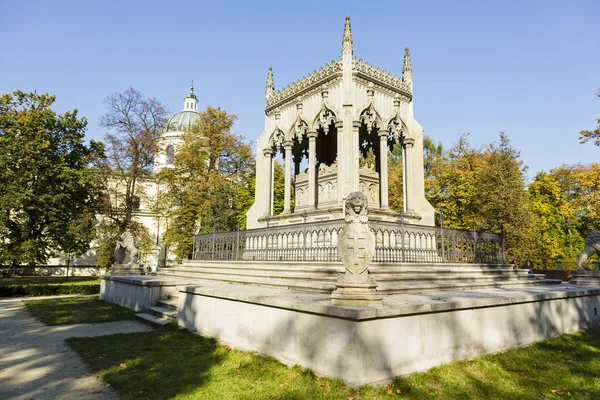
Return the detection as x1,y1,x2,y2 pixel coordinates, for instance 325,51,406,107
378,279,561,294
147,306,178,320
135,312,171,326
158,270,555,295
179,260,513,271
160,268,338,282
156,299,178,310
374,273,538,283
157,271,335,293
165,265,524,277
159,265,534,284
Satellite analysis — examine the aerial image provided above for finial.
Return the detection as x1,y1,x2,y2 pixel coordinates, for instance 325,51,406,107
403,47,412,77
265,66,275,99
342,15,353,55
184,80,198,102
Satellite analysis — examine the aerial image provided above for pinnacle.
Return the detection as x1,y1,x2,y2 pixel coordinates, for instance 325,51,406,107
403,46,412,76
265,66,275,98
342,15,353,55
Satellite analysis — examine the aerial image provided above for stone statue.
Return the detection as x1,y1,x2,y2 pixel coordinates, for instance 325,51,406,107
576,230,600,270
339,191,374,272
114,231,139,266
330,191,382,306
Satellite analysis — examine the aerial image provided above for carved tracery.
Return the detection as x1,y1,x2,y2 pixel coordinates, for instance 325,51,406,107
387,113,406,142
359,102,382,130
290,115,309,143
313,104,337,132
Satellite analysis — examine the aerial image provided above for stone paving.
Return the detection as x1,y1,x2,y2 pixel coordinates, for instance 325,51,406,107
0,295,154,400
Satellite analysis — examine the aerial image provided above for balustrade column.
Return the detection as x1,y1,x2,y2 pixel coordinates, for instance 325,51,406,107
308,132,318,209
378,130,389,209
403,138,415,213
263,149,274,217
283,140,293,213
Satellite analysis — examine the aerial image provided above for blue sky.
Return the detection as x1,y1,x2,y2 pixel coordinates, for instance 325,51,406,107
1,0,598,179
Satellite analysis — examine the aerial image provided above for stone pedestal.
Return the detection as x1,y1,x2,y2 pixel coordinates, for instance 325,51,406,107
330,274,382,306
570,270,600,286
110,263,142,276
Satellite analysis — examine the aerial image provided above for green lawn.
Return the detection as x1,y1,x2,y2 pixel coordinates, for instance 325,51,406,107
25,296,137,325
67,325,600,400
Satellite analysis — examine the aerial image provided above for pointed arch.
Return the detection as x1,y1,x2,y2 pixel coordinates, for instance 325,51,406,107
387,112,409,142
311,103,338,132
288,114,309,143
358,102,383,130
268,126,285,152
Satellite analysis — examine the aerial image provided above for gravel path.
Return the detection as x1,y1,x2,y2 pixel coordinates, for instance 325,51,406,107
0,296,154,400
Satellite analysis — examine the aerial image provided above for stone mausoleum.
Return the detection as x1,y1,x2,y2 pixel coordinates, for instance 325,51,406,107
246,16,435,229
100,17,600,387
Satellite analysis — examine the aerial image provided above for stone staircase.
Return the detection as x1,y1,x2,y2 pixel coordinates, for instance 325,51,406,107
155,260,561,294
135,294,179,326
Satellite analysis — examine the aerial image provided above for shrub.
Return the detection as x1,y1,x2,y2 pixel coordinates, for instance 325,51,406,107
0,280,100,297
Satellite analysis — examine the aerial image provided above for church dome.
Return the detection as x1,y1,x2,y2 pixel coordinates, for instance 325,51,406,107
162,110,200,133
162,83,200,133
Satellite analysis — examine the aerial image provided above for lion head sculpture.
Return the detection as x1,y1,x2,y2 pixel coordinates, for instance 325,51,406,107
345,191,369,223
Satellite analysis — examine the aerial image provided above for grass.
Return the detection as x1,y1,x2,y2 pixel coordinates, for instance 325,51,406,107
67,325,600,400
0,277,100,297
25,296,137,325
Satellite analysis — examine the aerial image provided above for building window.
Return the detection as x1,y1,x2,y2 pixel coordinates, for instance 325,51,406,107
166,144,175,165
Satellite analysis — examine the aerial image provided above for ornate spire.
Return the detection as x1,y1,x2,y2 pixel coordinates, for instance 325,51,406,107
342,16,353,55
265,66,275,99
402,47,412,78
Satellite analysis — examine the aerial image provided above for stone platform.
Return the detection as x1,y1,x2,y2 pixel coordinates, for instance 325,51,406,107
173,282,600,386
571,270,600,286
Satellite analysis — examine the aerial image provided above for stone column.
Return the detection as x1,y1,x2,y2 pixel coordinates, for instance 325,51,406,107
403,138,415,213
378,130,389,210
263,149,274,217
351,121,361,193
308,132,318,210
283,141,293,213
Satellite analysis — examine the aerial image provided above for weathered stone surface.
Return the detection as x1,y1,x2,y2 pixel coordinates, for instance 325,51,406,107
331,191,382,306
109,263,142,276
570,269,600,286
114,231,139,266
177,283,600,386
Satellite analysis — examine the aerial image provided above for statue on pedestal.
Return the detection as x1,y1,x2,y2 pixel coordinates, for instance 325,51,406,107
576,231,600,271
110,231,141,276
330,191,383,306
571,230,600,286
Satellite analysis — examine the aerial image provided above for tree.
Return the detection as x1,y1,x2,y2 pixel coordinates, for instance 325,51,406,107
95,87,169,264
528,171,583,268
0,90,101,265
579,89,600,146
425,133,540,265
158,106,254,260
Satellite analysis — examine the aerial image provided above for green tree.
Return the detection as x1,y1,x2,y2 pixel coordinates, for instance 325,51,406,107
158,106,254,260
426,133,540,265
95,87,169,265
528,171,583,269
579,89,600,146
0,90,101,265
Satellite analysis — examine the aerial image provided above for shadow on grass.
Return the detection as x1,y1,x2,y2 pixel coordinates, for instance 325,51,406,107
67,327,222,400
386,328,600,400
25,297,136,325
